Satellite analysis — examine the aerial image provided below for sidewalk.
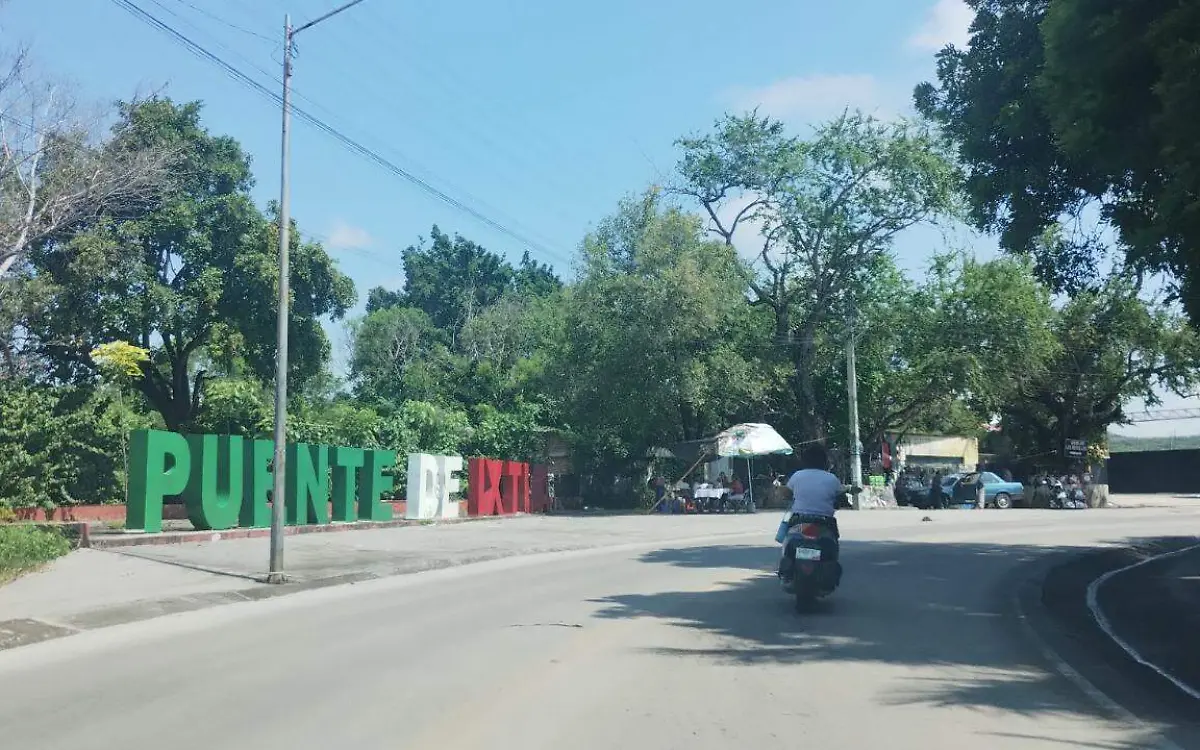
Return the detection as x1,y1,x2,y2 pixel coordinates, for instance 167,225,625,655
0,514,765,650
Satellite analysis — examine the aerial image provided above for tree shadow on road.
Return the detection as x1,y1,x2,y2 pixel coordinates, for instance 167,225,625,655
592,537,1198,750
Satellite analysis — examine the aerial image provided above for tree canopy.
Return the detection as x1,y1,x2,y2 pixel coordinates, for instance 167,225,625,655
19,98,355,431
674,111,964,441
915,0,1200,321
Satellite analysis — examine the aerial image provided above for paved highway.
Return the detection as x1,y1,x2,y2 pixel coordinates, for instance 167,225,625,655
0,507,1196,749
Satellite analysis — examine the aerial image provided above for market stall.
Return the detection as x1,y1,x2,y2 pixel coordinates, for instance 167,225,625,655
649,423,793,514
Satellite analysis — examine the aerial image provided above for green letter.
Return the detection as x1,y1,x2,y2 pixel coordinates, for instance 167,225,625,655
240,439,273,528
286,443,329,525
184,434,244,531
127,429,191,533
331,447,366,522
358,449,396,521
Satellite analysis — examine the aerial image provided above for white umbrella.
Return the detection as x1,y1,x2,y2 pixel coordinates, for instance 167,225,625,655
715,423,793,458
714,423,793,509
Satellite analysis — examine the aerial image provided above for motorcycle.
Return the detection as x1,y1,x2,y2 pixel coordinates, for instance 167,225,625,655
1047,477,1068,509
778,513,843,611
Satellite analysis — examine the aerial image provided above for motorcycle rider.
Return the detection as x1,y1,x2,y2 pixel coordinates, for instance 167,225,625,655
777,443,842,579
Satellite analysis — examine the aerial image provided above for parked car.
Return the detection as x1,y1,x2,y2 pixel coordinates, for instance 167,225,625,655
943,471,1024,509
904,473,961,509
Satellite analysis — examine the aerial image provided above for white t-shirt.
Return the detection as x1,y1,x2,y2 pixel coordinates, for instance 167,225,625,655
786,469,842,517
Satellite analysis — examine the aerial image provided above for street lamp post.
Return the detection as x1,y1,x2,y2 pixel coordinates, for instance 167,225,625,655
268,0,369,584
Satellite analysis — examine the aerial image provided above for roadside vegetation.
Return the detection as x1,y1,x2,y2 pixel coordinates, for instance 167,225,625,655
0,524,73,584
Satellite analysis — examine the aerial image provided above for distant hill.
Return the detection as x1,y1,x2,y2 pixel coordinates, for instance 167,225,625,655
1108,434,1200,453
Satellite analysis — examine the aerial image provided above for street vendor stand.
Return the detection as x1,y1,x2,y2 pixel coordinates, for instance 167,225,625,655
714,423,793,510
649,423,793,513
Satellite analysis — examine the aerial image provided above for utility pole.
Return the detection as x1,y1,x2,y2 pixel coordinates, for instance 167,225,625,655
846,314,863,510
268,0,369,584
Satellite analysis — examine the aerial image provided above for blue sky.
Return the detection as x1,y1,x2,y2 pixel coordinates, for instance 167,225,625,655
5,0,1195,436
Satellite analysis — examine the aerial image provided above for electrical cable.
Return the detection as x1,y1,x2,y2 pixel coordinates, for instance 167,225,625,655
110,0,562,260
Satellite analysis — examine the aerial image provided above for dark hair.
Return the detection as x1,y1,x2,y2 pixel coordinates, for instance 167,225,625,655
799,443,829,471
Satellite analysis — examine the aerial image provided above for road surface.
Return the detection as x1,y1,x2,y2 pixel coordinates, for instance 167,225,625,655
1,507,1196,749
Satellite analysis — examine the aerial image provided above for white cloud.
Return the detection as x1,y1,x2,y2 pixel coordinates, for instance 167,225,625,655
907,0,973,52
325,220,374,250
726,74,889,124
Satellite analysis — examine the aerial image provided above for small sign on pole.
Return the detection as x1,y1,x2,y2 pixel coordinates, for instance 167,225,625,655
1065,438,1087,459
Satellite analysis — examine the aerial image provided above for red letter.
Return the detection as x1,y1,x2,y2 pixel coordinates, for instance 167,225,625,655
468,458,504,516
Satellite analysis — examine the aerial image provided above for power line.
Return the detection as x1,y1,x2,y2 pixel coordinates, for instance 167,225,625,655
109,0,562,261
165,0,274,43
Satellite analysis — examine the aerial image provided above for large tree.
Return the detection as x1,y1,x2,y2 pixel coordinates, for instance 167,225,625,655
0,56,170,278
365,226,561,343
674,111,962,441
816,254,1055,455
555,190,773,474
1000,276,1200,468
23,98,354,430
915,0,1200,321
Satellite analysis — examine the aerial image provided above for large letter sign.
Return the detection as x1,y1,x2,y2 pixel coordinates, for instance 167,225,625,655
406,454,462,520
467,457,532,516
125,429,397,532
128,430,191,533
183,434,243,531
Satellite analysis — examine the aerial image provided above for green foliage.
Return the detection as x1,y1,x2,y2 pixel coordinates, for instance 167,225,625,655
24,98,354,430
999,275,1200,467
365,226,561,341
1108,434,1200,454
674,111,964,441
915,0,1200,321
0,525,73,582
467,402,543,461
379,400,473,457
349,306,456,405
555,189,768,472
0,381,150,508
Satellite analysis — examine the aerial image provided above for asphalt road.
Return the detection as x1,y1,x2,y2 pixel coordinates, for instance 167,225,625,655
1,508,1197,750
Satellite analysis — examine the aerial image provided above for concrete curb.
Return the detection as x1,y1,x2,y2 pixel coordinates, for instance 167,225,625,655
1010,554,1161,731
1010,542,1200,750
1086,542,1200,703
84,514,504,549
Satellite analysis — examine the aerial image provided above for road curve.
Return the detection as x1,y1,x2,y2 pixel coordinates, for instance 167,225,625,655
0,508,1196,750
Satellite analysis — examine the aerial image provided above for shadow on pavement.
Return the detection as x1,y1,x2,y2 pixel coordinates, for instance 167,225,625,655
593,537,1198,750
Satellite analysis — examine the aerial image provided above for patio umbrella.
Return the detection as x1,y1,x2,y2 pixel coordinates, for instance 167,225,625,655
714,423,793,508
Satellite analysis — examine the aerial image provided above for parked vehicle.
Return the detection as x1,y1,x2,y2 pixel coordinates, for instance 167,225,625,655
895,475,927,506
907,473,961,510
778,513,843,611
944,471,1024,509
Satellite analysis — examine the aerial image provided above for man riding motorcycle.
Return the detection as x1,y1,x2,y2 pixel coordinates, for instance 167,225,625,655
777,443,842,583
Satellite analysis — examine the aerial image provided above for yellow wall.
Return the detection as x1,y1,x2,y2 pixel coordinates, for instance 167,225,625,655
900,434,980,470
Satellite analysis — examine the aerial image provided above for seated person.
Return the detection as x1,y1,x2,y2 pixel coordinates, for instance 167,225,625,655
729,475,745,497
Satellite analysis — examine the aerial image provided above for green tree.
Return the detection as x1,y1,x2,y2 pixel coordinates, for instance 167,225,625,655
349,305,455,406
674,111,962,440
367,226,561,342
0,380,151,508
915,0,1200,321
457,291,565,410
23,98,355,430
1000,276,1200,467
555,190,772,474
815,254,1055,462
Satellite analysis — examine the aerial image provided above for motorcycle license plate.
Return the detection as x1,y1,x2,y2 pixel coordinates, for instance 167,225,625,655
794,547,821,561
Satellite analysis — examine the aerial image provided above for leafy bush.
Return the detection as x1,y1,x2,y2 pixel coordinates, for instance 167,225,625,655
0,381,151,508
0,524,72,582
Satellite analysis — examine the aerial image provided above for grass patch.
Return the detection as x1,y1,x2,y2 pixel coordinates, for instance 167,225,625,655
0,524,73,584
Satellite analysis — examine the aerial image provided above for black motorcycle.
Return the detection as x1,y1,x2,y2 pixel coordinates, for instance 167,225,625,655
779,514,842,611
